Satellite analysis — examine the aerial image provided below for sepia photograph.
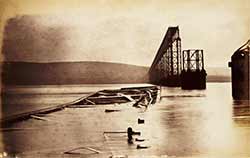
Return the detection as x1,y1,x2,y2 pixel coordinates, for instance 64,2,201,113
0,0,249,157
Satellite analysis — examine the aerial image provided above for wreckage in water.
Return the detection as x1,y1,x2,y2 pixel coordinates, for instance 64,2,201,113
1,85,159,125
70,86,159,106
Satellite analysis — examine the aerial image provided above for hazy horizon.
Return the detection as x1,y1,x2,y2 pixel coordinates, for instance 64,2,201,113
1,0,249,67
0,60,233,69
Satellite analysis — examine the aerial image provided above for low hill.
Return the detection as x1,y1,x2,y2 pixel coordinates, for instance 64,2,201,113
1,61,149,85
1,61,231,85
206,67,231,82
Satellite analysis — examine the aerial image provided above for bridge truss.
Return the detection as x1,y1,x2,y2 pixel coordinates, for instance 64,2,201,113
149,26,182,86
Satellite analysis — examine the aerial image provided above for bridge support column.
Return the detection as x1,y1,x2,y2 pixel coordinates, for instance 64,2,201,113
181,49,207,90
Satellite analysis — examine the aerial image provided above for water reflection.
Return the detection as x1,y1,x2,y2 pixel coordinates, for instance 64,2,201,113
145,83,250,157
1,83,250,157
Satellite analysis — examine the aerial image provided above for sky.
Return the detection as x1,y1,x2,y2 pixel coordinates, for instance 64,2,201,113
0,0,249,67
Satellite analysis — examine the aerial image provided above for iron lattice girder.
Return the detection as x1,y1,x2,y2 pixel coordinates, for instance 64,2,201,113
182,49,204,71
150,26,182,77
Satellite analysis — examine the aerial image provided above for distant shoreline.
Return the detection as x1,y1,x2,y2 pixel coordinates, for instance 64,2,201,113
1,61,231,85
1,82,231,88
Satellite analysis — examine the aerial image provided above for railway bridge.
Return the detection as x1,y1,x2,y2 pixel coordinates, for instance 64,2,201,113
149,26,206,89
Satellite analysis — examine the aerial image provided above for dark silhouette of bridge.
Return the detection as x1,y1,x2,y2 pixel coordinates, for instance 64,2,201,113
149,26,182,86
149,26,206,89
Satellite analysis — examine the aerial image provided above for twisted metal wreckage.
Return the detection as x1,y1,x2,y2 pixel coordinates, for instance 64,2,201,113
1,86,159,126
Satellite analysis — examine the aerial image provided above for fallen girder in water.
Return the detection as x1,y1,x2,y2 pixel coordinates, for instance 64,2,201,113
1,85,159,126
68,86,159,107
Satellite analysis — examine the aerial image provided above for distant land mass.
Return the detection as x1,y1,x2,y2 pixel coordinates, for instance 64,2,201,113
1,61,149,85
1,61,230,85
206,67,231,82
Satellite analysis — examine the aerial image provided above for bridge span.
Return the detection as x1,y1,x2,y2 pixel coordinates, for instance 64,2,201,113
149,26,206,89
149,26,182,86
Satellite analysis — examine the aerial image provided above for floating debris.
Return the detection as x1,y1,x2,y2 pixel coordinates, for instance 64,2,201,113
127,127,141,144
136,144,150,149
109,155,128,158
138,118,145,124
135,138,145,142
105,109,121,113
63,146,102,155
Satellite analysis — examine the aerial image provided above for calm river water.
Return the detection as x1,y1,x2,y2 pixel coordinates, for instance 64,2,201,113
0,83,249,158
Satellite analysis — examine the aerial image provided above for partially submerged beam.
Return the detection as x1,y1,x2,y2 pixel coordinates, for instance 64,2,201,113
1,86,159,126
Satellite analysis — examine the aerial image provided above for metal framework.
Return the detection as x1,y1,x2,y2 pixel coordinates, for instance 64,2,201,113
181,49,206,90
149,26,182,86
182,49,204,71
